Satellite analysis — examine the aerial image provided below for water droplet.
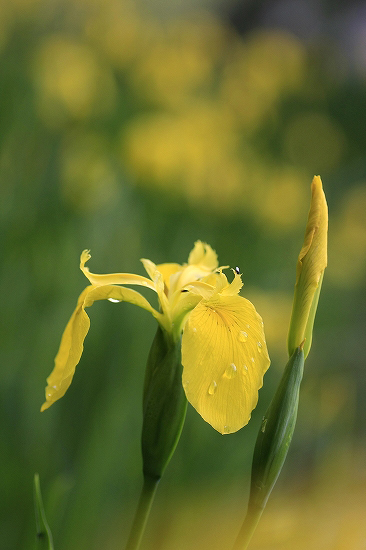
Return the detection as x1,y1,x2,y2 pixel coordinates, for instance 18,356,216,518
193,327,197,333
223,425,230,434
183,380,190,389
261,417,268,433
261,321,264,327
52,385,57,389
243,364,248,371
224,363,237,379
246,324,250,329
47,392,52,398
208,380,217,395
238,331,248,342
108,298,120,303
257,342,262,353
251,357,255,363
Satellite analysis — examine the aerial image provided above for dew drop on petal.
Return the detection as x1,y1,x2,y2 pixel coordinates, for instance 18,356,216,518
108,298,120,303
52,385,57,389
193,327,197,333
238,331,248,342
246,324,250,329
208,380,217,395
223,425,230,434
224,363,237,379
257,342,262,353
243,364,248,371
183,380,190,389
251,357,255,363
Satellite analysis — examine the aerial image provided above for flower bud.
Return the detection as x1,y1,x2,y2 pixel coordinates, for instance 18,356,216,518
288,176,328,358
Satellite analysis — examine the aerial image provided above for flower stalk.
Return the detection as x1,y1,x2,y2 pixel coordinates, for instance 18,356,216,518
233,346,305,550
33,473,54,550
234,175,328,549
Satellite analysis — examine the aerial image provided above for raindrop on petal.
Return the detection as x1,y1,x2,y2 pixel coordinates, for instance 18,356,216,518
208,380,217,395
224,363,237,379
238,331,248,342
108,298,120,303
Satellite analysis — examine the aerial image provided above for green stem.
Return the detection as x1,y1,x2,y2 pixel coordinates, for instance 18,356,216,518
232,505,263,550
125,476,160,550
33,473,54,550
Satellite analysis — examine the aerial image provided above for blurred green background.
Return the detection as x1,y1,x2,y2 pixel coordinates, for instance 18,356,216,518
1,0,366,548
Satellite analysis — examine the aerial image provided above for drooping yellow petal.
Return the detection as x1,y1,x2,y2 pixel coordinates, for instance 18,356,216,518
41,284,161,411
288,176,328,358
80,250,155,290
181,294,270,434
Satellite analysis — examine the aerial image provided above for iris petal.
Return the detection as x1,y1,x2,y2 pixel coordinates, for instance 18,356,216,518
80,250,155,290
181,294,270,434
41,284,161,411
188,241,218,271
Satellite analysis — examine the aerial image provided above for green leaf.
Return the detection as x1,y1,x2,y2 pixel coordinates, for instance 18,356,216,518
249,346,304,510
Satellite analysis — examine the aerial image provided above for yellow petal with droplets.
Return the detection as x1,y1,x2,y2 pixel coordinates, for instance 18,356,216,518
181,295,270,434
41,284,161,411
80,250,155,290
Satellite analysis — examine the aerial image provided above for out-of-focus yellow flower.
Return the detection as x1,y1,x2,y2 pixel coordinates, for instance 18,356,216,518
288,176,328,358
41,242,270,434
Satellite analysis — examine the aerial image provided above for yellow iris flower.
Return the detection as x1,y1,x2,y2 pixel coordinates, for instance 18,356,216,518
41,241,270,434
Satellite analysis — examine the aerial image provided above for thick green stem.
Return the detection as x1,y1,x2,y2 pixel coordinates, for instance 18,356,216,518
124,476,160,550
232,505,263,550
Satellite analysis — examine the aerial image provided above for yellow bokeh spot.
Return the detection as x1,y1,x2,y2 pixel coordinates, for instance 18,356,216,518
254,168,309,233
221,30,306,130
84,0,144,67
244,289,293,361
130,15,225,108
328,183,366,287
284,112,345,172
32,35,117,125
60,131,118,213
122,103,245,211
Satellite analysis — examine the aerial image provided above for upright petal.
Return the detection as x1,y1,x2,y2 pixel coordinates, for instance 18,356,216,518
155,263,182,289
188,241,218,271
181,294,270,434
141,258,171,318
41,284,161,411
